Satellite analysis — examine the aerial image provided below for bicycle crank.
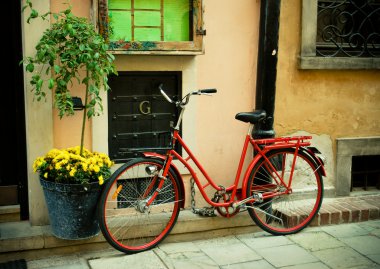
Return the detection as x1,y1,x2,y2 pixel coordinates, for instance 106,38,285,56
215,191,240,217
232,192,264,209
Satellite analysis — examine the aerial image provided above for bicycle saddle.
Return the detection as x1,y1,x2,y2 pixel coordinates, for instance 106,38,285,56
235,110,266,124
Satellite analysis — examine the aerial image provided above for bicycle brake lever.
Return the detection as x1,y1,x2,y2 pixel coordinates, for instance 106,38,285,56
159,84,174,103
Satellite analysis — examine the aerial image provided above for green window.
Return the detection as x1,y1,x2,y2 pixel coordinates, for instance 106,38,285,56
98,0,204,54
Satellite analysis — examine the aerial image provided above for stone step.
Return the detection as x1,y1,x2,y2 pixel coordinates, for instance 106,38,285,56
0,210,258,255
311,194,380,226
0,205,20,223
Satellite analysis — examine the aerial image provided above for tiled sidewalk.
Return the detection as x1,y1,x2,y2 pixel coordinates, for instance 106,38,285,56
1,193,380,268
23,220,380,269
88,220,380,269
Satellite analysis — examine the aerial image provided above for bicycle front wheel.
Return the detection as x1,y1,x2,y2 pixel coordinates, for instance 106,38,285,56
98,158,182,254
246,148,323,235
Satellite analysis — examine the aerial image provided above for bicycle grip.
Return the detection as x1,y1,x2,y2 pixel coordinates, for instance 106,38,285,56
199,89,217,94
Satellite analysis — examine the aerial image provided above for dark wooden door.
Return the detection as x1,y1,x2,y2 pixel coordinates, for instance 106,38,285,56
0,0,28,219
108,71,181,162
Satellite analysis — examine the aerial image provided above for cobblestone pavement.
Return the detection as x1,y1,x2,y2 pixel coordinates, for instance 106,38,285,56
24,220,380,269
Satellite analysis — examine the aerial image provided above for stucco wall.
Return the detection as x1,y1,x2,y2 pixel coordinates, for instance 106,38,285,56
53,0,260,191
275,1,380,191
276,1,380,139
23,0,53,225
195,0,260,188
51,1,93,150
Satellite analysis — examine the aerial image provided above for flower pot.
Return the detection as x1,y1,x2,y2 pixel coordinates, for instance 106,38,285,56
40,177,103,240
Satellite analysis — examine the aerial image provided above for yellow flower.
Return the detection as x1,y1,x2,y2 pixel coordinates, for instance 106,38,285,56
33,146,113,185
69,168,76,177
106,159,113,167
82,163,88,172
98,175,104,185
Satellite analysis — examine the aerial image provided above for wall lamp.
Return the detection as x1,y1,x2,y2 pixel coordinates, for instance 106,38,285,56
72,97,85,110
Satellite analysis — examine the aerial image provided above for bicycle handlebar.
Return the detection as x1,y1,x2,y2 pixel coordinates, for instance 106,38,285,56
198,89,217,93
159,84,217,107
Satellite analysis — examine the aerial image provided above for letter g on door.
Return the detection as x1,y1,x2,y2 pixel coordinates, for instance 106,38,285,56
139,101,151,115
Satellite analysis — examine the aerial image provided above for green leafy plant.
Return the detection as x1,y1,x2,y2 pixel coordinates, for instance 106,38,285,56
22,0,117,157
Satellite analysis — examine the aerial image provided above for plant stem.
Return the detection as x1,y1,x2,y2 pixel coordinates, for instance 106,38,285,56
80,70,89,156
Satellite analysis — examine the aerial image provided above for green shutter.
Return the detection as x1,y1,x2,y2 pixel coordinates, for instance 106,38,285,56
164,0,190,41
109,11,132,41
108,0,190,42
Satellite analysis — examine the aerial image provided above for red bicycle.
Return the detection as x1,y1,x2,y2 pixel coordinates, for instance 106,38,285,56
98,84,326,254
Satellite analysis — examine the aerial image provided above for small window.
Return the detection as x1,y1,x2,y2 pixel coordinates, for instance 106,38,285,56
300,0,380,69
98,0,204,55
351,155,380,191
317,0,380,58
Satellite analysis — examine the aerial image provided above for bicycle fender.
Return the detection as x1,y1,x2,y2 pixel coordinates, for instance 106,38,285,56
142,152,185,208
303,147,327,177
240,148,326,200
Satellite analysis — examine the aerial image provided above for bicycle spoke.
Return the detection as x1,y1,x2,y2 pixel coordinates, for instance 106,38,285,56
98,159,181,254
246,204,284,225
246,148,323,235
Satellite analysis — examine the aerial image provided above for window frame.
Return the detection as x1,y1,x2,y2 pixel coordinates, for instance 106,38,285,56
299,0,380,70
95,0,204,55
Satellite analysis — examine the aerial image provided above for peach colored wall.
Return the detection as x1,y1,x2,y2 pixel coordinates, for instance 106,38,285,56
196,0,260,186
52,0,261,188
275,1,380,141
51,1,93,150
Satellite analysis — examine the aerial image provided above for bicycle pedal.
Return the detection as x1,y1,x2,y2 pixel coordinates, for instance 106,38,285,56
253,193,264,203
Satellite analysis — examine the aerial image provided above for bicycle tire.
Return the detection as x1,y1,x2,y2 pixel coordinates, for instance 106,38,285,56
245,148,323,235
98,157,182,254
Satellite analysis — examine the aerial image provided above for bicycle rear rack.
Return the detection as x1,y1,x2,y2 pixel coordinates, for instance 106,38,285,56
254,135,312,150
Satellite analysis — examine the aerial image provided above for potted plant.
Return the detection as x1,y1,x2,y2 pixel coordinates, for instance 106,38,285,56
22,1,117,239
33,146,114,239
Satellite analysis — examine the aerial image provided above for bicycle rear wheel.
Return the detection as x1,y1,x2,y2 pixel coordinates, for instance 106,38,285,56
246,148,323,235
98,158,182,254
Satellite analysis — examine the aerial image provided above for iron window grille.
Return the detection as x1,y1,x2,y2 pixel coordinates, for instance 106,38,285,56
300,0,380,69
317,0,380,58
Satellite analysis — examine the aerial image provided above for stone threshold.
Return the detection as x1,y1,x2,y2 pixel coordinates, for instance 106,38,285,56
0,205,20,223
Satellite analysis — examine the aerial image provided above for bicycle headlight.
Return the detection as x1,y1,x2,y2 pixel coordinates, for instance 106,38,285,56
145,165,158,175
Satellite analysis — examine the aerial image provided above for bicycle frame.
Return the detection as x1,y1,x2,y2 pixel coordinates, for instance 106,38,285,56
99,86,327,254
145,86,325,211
152,125,315,209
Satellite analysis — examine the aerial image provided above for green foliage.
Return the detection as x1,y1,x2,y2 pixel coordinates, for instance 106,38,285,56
22,1,118,156
22,1,117,119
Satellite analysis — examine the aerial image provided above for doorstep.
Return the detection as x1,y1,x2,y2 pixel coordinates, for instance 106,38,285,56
0,205,20,223
0,193,379,257
0,210,258,256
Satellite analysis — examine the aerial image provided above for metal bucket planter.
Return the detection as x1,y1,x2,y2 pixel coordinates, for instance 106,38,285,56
40,177,102,240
